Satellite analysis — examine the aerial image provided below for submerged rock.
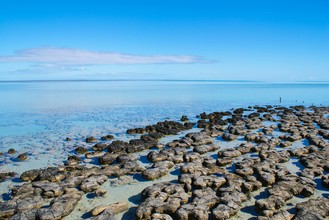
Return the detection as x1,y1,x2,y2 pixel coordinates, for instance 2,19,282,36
101,134,114,140
17,153,28,161
75,146,88,154
86,136,98,143
92,143,108,151
0,172,17,181
7,148,16,154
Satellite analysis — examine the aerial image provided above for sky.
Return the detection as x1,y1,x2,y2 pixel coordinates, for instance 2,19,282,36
0,0,328,81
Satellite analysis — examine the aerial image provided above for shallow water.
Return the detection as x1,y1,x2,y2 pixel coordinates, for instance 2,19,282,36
1,80,329,138
1,80,329,219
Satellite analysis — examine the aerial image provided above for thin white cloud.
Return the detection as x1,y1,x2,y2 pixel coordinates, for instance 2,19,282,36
0,47,208,65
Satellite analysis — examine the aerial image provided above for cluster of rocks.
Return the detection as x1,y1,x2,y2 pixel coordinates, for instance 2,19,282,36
127,120,194,136
0,163,136,219
1,105,329,220
133,105,329,219
70,120,198,167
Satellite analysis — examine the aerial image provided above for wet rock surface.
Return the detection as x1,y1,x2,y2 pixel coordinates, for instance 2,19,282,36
1,105,329,219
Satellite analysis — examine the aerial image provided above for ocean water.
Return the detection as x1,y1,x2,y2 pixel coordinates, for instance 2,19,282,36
1,80,329,139
1,80,329,218
0,81,328,169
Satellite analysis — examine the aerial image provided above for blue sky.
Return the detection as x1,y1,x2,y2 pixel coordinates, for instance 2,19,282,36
0,0,328,81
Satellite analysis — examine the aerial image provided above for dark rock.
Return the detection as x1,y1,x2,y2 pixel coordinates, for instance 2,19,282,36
197,119,209,128
167,138,193,148
7,148,16,154
216,157,233,166
127,127,145,134
66,155,81,166
269,174,316,201
301,167,323,179
235,167,253,178
322,174,329,188
75,146,88,154
128,139,156,153
248,112,260,119
236,142,253,154
185,132,213,146
86,151,105,159
0,202,16,219
255,195,285,214
101,134,114,140
136,182,188,220
193,175,226,190
92,143,108,151
222,133,238,141
175,203,209,220
147,151,168,163
15,194,44,213
259,150,290,163
241,177,262,194
36,188,83,219
212,187,246,220
86,136,98,143
142,161,174,180
32,181,63,198
20,169,41,181
181,161,209,176
280,141,292,148
293,197,329,219
107,140,130,153
256,170,276,186
80,175,108,192
184,122,196,130
233,108,244,115
8,209,38,220
218,149,241,158
98,153,117,165
0,172,17,182
194,144,220,154
183,152,200,162
38,167,66,182
181,115,188,122
121,160,145,174
12,183,38,198
61,176,84,189
145,120,192,135
116,154,138,164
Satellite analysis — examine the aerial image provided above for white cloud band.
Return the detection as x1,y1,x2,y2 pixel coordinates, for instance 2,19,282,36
0,47,207,65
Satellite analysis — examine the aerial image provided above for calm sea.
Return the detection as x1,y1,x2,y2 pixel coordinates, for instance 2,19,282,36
0,80,328,137
0,80,328,179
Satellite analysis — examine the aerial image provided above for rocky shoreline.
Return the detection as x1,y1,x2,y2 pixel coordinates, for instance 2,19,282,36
1,105,329,220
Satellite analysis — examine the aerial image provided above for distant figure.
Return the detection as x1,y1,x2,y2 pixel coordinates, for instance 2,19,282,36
279,97,282,103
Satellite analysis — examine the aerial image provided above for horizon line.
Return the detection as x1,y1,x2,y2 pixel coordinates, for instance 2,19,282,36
0,79,328,84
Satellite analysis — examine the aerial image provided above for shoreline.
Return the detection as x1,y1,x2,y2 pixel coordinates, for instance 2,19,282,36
1,104,329,219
